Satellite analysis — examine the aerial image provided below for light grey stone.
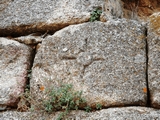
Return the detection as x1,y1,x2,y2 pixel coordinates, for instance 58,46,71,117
0,0,12,12
0,0,123,36
14,33,44,45
31,19,147,109
147,12,160,108
0,111,46,120
0,38,33,109
0,107,160,120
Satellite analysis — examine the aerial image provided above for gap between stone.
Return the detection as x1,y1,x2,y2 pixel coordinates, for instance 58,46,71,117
26,45,36,94
145,27,151,107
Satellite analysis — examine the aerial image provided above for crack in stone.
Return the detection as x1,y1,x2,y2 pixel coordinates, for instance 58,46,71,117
93,58,105,61
82,58,105,76
60,55,77,60
25,44,36,91
145,27,151,107
85,38,88,51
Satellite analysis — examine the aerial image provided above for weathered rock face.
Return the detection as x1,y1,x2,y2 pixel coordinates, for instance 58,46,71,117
103,0,123,18
41,107,160,120
0,0,124,37
0,107,160,120
1,0,159,37
148,12,160,108
0,0,160,119
0,38,33,109
31,19,147,109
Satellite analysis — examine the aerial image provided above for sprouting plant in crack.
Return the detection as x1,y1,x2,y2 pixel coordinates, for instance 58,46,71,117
96,103,102,110
27,69,32,79
17,68,32,112
18,81,94,120
17,85,31,112
84,106,92,112
90,8,102,22
43,84,86,120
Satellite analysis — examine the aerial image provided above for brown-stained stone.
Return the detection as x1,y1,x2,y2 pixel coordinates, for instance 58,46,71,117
122,0,160,20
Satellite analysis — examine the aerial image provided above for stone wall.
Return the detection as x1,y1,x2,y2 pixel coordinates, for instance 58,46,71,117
0,0,160,119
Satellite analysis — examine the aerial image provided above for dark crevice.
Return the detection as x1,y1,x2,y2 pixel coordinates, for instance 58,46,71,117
145,28,151,107
0,23,73,37
93,58,105,61
26,45,37,91
85,38,88,50
16,45,37,111
41,30,49,38
5,31,52,39
61,56,77,60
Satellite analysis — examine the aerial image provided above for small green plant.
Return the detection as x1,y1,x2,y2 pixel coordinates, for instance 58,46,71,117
27,69,32,79
96,103,102,110
17,84,43,112
84,106,92,112
90,8,102,22
17,86,31,112
44,84,86,120
18,82,98,119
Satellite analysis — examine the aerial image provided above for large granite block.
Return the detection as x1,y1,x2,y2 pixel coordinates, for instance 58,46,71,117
0,38,33,110
148,12,160,108
30,19,147,109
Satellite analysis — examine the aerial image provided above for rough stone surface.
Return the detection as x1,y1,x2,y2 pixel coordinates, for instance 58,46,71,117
14,33,44,45
0,38,33,109
0,0,160,119
0,107,160,120
31,20,147,109
103,0,123,18
148,12,160,108
1,0,160,37
0,0,124,37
